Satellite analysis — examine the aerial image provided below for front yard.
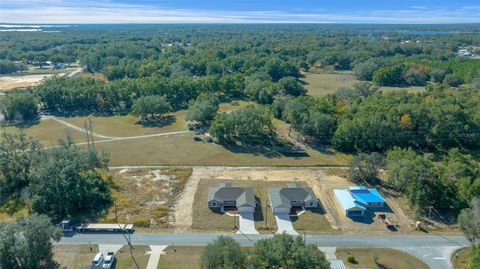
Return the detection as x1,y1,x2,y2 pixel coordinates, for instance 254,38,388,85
191,178,333,233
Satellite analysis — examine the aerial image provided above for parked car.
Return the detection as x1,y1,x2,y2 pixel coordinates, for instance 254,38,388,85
102,252,115,269
92,253,104,268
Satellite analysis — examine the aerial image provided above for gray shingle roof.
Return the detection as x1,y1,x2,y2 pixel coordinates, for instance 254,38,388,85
208,183,256,207
268,184,317,209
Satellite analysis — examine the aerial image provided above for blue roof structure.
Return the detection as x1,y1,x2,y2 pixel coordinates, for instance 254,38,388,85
349,186,385,204
334,189,366,211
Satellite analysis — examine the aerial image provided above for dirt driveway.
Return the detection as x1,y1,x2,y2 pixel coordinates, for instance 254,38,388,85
173,166,413,235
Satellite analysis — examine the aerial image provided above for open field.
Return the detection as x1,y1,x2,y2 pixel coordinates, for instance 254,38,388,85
0,74,57,91
336,248,429,269
59,110,188,137
1,119,86,145
304,72,358,96
452,247,470,269
90,133,349,166
116,245,151,269
100,168,192,228
50,244,99,269
158,246,203,269
303,72,425,96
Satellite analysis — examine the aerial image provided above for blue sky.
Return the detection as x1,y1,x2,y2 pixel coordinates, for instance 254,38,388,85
1,0,479,23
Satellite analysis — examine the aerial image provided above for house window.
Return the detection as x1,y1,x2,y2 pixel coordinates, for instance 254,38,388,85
309,202,314,207
212,202,217,207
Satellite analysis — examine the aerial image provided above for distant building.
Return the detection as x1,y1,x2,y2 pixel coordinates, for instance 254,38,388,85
457,48,474,58
334,186,385,217
53,63,66,70
268,183,318,214
207,183,256,213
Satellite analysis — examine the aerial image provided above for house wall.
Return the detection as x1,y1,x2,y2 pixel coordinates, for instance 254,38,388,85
208,201,221,208
305,200,318,208
367,202,384,208
346,209,364,217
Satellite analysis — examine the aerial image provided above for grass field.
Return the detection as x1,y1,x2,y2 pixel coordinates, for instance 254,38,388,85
452,248,470,269
2,119,86,145
192,179,333,233
89,133,349,166
336,248,429,269
158,246,204,269
115,245,151,269
304,72,357,96
303,72,425,96
50,244,99,269
58,110,188,137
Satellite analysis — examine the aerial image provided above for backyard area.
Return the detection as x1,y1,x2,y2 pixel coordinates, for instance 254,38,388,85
336,248,429,269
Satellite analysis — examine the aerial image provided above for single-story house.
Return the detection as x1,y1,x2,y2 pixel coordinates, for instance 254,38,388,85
268,183,318,214
334,186,385,217
207,182,256,213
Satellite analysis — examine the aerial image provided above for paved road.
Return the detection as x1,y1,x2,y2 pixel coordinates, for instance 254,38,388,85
68,67,84,78
57,232,468,269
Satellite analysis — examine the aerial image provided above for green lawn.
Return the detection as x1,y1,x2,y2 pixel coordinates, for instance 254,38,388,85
50,244,99,269
304,72,357,96
336,248,429,269
87,133,348,167
58,110,188,137
2,119,86,146
291,206,337,234
115,245,151,269
192,179,333,233
304,72,425,96
158,246,204,269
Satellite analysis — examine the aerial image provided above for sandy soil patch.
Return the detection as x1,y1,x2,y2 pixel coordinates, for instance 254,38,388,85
0,74,57,90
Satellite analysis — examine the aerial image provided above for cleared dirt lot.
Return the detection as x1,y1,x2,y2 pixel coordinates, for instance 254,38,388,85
103,168,192,228
176,167,413,235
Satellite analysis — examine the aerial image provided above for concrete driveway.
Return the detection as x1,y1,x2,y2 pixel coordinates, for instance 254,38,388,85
274,213,298,235
237,212,259,234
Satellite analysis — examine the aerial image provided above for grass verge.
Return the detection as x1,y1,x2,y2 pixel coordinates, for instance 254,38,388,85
336,248,429,269
50,244,99,269
157,246,204,269
452,247,470,269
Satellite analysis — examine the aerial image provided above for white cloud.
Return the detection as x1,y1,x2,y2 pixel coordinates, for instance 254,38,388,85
0,0,479,23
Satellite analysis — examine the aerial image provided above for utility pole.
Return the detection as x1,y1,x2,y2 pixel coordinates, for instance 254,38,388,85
114,200,118,223
265,199,268,229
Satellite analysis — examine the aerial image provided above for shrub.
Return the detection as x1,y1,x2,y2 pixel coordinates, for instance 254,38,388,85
347,255,357,263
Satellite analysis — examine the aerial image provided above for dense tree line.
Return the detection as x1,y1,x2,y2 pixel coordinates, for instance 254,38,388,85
201,234,330,269
209,106,275,145
0,214,61,269
459,198,480,269
0,133,111,222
